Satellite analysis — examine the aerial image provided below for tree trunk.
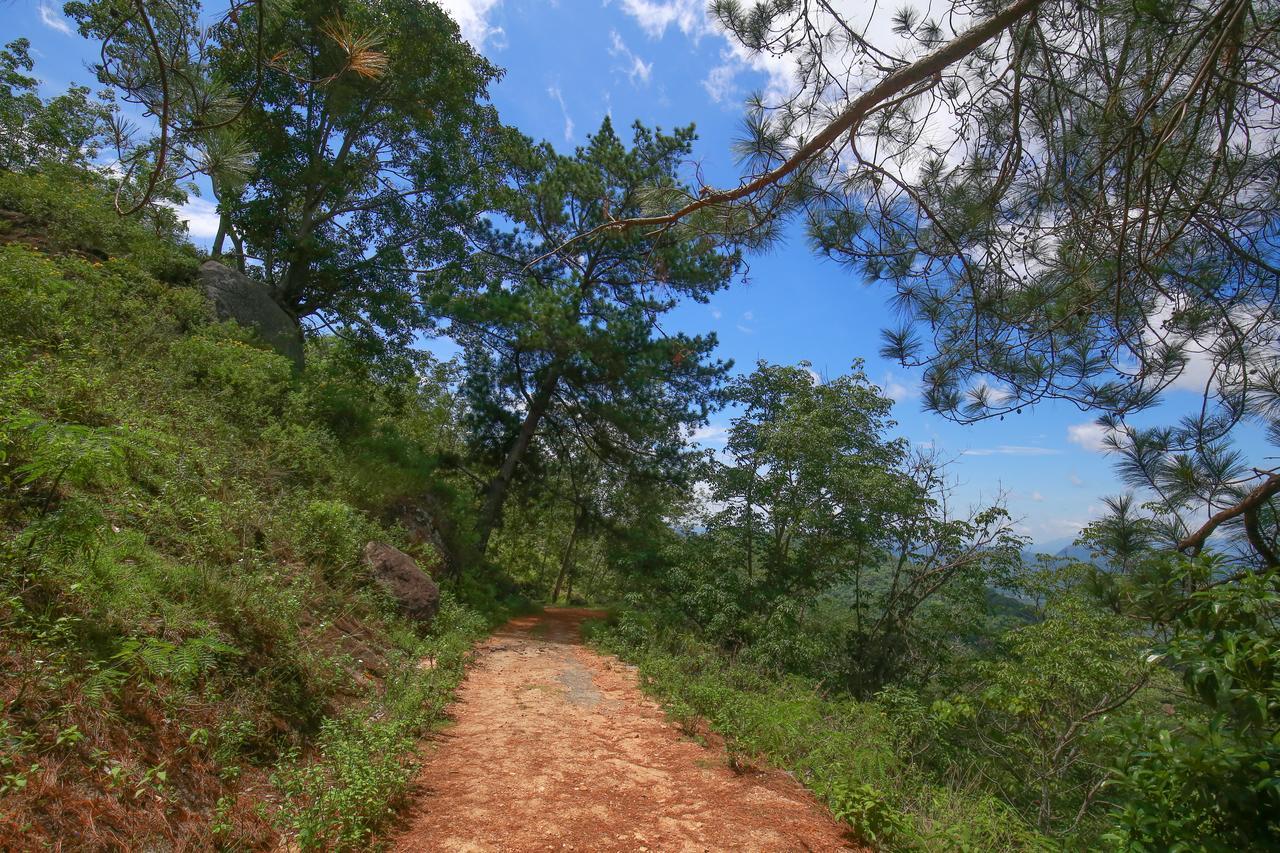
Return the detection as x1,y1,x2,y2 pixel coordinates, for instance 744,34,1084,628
476,367,562,555
212,212,228,258
229,228,246,273
550,506,582,603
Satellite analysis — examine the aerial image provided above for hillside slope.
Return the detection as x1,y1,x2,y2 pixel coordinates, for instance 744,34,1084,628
0,169,517,850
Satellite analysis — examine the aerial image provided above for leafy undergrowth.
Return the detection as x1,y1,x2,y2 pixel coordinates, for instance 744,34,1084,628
0,169,520,850
585,613,1051,852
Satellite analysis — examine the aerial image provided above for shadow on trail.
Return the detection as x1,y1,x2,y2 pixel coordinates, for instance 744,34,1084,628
489,606,607,647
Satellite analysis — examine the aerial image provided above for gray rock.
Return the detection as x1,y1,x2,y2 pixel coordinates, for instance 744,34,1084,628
199,260,304,367
363,541,440,625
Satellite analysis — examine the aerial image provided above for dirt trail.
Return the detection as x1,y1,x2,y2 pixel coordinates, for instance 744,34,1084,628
389,608,860,852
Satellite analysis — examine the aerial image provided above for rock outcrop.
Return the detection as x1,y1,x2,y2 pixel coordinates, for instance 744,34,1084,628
363,541,440,625
198,260,304,367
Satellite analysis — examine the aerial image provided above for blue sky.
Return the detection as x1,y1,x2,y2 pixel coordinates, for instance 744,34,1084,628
15,0,1266,548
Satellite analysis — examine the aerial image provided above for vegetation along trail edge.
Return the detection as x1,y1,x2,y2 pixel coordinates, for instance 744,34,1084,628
388,608,860,852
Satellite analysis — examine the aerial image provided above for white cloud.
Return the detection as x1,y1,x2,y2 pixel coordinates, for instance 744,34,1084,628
736,323,754,334
688,423,728,445
611,0,792,104
38,2,74,36
805,368,822,385
742,310,753,321
613,0,711,39
702,43,792,107
434,0,505,50
1035,517,1087,540
1030,491,1045,502
710,307,722,319
1069,472,1084,487
547,85,575,142
880,371,919,404
1067,422,1120,453
702,62,738,103
961,445,1062,457
169,196,221,243
609,30,653,86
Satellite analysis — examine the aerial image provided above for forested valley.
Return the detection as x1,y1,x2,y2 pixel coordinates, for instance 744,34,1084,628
1,0,1278,849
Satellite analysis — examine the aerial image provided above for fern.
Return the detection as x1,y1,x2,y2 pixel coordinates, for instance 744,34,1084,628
114,635,241,688
4,412,147,515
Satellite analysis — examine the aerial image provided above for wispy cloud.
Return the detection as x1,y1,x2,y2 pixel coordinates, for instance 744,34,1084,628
688,423,728,445
880,371,919,404
1036,517,1088,540
434,0,505,50
736,323,754,335
38,2,74,36
609,30,653,86
1067,421,1123,452
961,445,1063,457
1069,471,1085,487
610,0,791,105
702,60,738,103
166,196,220,243
547,85,574,142
613,0,712,39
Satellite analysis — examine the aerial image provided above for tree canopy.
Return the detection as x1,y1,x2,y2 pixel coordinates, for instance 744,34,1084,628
430,117,741,555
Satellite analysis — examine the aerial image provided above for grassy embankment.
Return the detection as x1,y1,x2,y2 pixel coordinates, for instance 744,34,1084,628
586,611,1052,851
0,169,523,850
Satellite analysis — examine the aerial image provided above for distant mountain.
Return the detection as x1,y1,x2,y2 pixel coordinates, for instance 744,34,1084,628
1020,541,1098,565
1028,535,1076,556
1055,543,1095,563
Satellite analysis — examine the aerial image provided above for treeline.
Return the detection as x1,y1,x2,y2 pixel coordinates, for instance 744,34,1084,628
588,366,1278,847
3,0,1279,849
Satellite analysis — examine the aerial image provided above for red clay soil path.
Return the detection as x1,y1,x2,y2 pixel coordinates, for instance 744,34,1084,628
388,608,861,852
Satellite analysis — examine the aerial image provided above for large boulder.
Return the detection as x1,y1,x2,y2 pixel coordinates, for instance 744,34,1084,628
363,541,440,625
198,260,304,368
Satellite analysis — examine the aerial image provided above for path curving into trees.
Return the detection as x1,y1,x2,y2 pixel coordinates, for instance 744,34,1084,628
389,609,859,852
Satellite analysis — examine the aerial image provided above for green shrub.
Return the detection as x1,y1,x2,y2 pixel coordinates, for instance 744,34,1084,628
272,592,489,849
0,169,508,848
591,616,1050,851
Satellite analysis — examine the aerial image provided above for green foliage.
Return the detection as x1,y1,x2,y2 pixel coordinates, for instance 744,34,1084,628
1104,563,1280,849
0,38,115,172
824,781,912,847
437,117,740,558
589,616,1047,850
0,168,196,280
114,635,242,689
205,0,504,342
0,169,511,847
703,359,909,603
273,592,488,850
170,328,295,420
661,359,1023,695
933,584,1150,837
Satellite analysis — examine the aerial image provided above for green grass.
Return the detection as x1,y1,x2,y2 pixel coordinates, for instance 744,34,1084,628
0,168,519,849
271,593,488,848
585,613,1051,851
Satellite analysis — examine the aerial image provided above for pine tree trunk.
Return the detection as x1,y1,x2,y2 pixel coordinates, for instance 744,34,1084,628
476,367,561,556
212,213,228,258
550,508,581,603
